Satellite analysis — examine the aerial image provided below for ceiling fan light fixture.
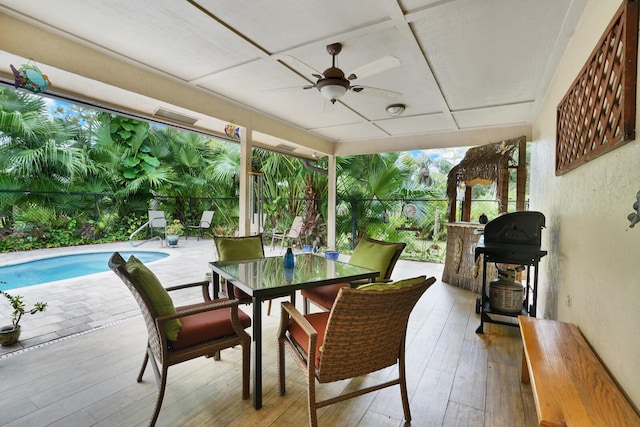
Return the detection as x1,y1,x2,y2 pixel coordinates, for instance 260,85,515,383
317,78,349,103
386,103,405,116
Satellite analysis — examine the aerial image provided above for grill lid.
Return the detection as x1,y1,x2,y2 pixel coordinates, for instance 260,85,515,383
483,211,545,247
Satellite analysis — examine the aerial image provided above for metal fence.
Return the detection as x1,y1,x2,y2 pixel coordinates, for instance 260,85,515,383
0,190,524,262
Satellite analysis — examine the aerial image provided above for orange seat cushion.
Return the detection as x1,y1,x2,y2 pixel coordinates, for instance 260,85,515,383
170,300,251,350
301,283,346,310
288,312,330,367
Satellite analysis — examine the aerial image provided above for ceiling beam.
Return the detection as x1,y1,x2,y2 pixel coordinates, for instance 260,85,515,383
333,123,532,156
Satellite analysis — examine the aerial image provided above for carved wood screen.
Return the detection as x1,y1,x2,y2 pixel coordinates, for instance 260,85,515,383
556,0,638,175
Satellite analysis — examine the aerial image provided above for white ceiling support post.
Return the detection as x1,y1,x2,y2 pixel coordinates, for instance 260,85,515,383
327,155,337,250
238,127,252,236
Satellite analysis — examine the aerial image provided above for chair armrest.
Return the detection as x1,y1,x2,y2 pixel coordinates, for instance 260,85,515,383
166,280,211,301
279,302,319,369
269,228,285,238
166,280,209,292
278,302,317,339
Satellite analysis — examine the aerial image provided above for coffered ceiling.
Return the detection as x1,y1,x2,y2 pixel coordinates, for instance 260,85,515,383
0,0,587,158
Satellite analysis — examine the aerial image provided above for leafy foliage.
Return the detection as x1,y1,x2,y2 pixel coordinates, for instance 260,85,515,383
0,86,474,262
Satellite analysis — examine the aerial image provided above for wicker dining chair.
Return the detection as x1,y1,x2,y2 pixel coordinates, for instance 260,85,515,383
278,276,436,427
301,236,406,314
109,252,251,427
214,234,291,316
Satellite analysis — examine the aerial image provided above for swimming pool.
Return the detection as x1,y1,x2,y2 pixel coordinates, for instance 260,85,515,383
0,251,169,291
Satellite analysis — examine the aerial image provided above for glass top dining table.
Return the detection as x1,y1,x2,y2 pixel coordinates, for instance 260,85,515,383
208,253,379,409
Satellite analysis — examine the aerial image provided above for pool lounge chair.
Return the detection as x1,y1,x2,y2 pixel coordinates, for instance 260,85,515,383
147,210,166,239
186,210,214,240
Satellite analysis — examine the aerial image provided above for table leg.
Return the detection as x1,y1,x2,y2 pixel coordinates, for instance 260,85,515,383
212,272,220,300
252,296,263,409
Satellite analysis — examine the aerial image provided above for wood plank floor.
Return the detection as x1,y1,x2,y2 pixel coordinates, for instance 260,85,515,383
0,246,537,427
0,259,538,426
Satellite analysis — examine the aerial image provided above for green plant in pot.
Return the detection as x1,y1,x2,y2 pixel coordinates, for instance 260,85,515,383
165,219,184,247
0,290,47,346
300,213,326,252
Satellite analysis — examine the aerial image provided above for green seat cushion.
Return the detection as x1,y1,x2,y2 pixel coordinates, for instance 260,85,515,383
357,275,426,291
216,235,264,261
349,239,398,280
125,255,181,341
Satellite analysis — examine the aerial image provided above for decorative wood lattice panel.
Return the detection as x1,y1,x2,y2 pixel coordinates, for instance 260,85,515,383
556,0,638,175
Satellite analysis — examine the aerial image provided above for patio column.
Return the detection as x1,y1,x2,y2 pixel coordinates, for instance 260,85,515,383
239,127,252,236
327,155,337,249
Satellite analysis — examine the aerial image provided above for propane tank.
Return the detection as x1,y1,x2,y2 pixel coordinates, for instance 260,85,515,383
489,267,524,314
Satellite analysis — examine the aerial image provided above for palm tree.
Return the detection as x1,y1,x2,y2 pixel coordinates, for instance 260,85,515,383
253,148,321,229
0,87,89,192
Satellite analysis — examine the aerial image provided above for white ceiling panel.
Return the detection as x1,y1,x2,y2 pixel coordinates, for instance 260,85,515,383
311,121,391,142
194,0,394,53
411,0,575,110
375,113,455,135
0,0,588,153
453,102,534,129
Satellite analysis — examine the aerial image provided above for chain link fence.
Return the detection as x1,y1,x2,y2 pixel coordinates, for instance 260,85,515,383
0,190,526,262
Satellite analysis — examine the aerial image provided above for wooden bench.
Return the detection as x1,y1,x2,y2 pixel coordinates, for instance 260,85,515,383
519,316,640,427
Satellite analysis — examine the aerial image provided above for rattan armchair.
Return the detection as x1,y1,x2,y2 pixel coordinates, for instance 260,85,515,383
301,237,406,314
109,252,251,427
278,277,436,427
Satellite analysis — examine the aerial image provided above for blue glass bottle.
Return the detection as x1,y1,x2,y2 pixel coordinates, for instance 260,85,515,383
283,247,295,268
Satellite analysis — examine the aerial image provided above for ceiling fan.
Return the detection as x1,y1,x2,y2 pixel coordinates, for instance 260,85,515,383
275,43,403,104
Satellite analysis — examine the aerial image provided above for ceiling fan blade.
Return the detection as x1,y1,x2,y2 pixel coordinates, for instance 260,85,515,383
351,85,402,100
347,56,401,81
262,86,306,94
274,54,323,79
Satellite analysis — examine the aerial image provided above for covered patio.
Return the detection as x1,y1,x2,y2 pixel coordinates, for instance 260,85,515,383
0,240,536,426
1,0,640,424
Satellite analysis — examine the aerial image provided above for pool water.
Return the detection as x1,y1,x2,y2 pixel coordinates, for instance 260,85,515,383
0,251,169,291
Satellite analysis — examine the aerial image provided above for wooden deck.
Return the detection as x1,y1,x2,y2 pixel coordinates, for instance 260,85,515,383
0,242,538,426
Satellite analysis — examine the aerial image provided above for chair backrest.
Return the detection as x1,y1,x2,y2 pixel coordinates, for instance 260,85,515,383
215,234,265,261
287,216,304,238
350,237,406,280
108,252,165,360
148,210,167,228
317,278,435,383
200,210,214,227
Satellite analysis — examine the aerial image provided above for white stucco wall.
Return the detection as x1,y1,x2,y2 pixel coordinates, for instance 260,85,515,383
530,0,640,409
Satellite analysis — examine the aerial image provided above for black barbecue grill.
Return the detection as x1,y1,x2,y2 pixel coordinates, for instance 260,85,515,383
474,211,547,333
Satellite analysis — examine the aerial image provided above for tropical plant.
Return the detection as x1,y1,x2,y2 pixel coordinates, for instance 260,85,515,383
0,290,47,330
300,213,326,249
